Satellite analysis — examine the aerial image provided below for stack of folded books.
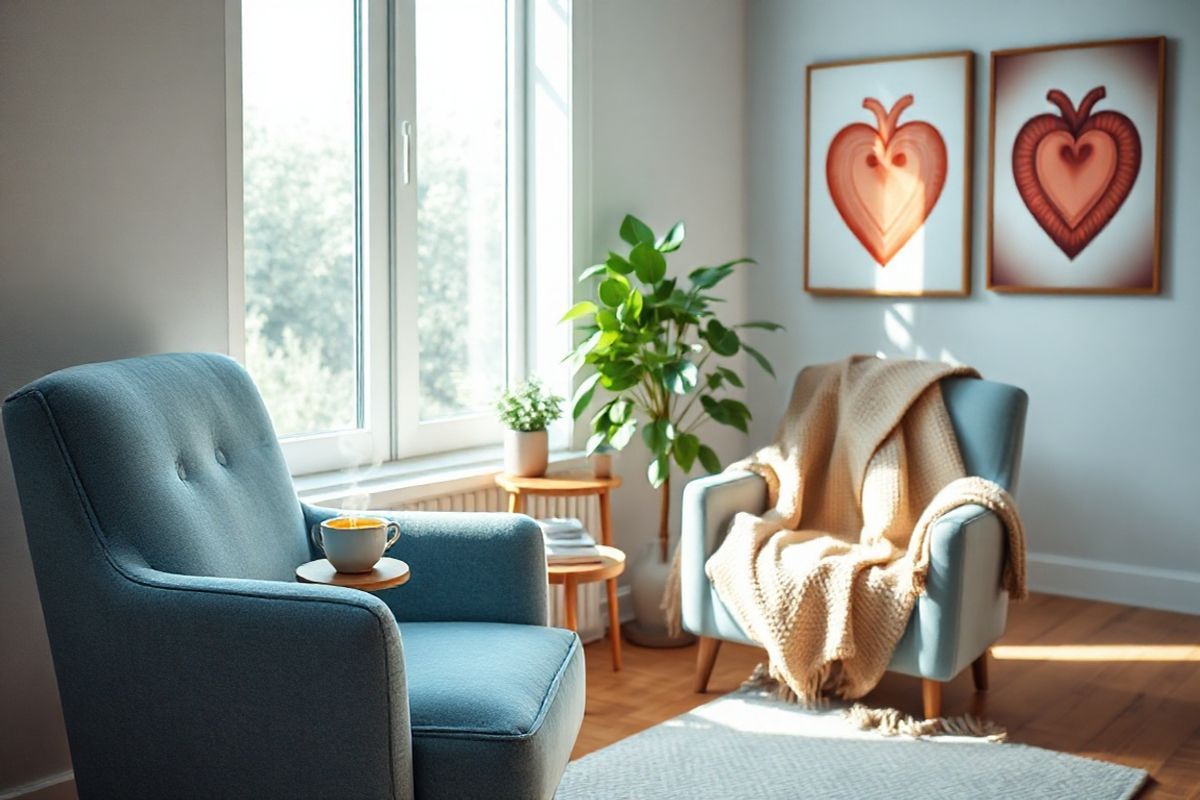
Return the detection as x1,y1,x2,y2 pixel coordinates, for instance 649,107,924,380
538,517,603,566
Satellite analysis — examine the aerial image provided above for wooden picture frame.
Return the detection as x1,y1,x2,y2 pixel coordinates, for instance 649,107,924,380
804,51,974,297
987,36,1166,294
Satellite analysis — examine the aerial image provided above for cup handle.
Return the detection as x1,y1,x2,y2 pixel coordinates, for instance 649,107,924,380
311,524,325,555
384,521,401,551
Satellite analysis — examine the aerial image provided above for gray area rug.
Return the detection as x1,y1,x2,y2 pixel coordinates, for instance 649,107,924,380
557,689,1147,799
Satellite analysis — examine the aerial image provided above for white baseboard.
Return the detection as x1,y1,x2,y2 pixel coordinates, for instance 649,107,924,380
0,770,74,800
1028,552,1200,615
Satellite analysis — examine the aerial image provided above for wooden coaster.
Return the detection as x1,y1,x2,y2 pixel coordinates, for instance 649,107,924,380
295,557,411,592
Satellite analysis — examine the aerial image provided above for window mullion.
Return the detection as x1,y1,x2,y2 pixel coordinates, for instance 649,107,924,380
390,0,420,460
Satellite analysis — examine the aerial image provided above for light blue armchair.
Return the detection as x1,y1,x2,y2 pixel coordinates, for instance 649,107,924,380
683,376,1027,718
3,353,584,800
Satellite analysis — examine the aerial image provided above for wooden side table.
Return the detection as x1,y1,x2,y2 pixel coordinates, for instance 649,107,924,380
296,557,411,592
495,472,625,671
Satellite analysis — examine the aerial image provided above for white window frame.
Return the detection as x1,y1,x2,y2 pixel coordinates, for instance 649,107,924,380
226,0,585,476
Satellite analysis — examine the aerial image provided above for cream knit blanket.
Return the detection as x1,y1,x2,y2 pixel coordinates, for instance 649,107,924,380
668,356,1027,702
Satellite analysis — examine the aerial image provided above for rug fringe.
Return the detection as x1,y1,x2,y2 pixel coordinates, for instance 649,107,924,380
845,703,1007,742
740,663,1007,741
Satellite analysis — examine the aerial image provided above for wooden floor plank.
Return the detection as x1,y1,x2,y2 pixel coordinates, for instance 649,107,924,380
574,593,1200,796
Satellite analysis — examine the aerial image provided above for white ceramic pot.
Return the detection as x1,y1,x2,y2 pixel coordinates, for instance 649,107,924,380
591,452,613,478
504,429,548,477
623,539,697,648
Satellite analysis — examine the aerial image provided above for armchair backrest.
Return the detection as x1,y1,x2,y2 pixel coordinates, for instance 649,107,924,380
940,377,1029,493
4,352,309,582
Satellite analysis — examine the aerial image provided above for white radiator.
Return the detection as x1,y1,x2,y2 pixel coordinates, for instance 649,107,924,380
394,486,606,643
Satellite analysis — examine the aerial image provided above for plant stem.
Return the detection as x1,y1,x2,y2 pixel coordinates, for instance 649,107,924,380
658,476,671,563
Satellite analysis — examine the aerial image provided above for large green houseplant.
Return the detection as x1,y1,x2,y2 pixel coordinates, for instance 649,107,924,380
561,214,783,566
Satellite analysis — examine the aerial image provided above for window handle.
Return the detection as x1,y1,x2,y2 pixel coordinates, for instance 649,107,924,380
401,121,413,185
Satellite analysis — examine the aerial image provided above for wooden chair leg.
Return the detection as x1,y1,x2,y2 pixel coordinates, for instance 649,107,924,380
605,577,622,672
694,637,722,693
921,679,942,719
971,650,989,691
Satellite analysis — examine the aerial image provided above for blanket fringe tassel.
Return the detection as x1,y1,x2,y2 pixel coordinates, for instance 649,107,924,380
739,663,1007,742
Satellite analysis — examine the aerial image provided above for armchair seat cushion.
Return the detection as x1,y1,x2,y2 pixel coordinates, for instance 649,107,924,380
399,622,585,799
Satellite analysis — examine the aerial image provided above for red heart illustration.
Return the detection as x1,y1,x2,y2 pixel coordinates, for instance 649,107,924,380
1012,87,1141,259
826,95,948,266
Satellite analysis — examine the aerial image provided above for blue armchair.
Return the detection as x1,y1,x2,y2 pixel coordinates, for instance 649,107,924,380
683,376,1027,719
3,353,585,800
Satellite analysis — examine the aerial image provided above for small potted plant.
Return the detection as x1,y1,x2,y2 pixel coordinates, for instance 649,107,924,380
496,378,564,477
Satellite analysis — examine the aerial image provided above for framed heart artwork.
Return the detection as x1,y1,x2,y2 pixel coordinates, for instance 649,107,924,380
805,51,973,297
988,37,1165,294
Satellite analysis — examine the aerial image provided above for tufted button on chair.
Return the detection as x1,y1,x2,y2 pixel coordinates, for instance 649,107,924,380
3,353,584,800
683,376,1028,719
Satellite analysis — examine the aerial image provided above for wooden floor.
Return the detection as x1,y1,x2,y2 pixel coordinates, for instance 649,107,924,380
575,593,1200,798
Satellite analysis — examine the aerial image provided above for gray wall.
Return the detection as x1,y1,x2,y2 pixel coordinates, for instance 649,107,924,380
0,1,230,795
745,0,1200,613
587,0,751,562
0,1,749,794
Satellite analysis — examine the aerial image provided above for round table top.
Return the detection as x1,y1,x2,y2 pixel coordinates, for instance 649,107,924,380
296,557,411,592
495,471,621,495
547,545,626,585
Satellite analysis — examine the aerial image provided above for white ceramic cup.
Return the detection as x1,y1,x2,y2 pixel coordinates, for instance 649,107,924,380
311,516,401,574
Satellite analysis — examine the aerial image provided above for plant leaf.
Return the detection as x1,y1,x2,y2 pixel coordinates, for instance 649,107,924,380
590,400,613,430
699,395,748,432
560,301,597,323
688,265,733,290
663,359,699,395
564,330,602,371
610,417,637,449
619,214,656,247
647,455,670,488
736,320,784,331
609,398,632,424
595,308,619,331
593,330,620,355
656,221,686,253
600,369,640,392
571,372,602,419
653,278,677,303
743,343,775,377
698,444,721,474
673,432,699,472
704,320,740,356
586,431,608,455
598,278,628,307
630,242,667,284
606,251,634,275
618,289,644,324
717,366,743,388
642,418,675,455
578,263,608,282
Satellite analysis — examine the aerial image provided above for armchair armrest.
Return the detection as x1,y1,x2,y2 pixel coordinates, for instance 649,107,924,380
680,470,768,564
107,548,412,800
892,503,1010,680
679,471,768,635
304,504,548,626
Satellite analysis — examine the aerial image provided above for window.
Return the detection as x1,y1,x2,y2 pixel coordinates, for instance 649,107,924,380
230,0,578,475
241,0,361,440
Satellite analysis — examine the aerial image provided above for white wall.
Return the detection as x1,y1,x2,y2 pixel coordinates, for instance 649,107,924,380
0,1,230,796
587,0,751,563
745,0,1200,613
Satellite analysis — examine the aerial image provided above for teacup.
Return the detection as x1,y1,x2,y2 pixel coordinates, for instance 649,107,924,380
311,516,401,573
